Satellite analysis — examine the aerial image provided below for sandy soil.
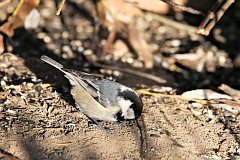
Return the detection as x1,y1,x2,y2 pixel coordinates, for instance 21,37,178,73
0,53,239,160
1,0,240,160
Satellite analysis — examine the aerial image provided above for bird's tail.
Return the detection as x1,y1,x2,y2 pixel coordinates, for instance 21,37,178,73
41,55,81,86
41,55,64,71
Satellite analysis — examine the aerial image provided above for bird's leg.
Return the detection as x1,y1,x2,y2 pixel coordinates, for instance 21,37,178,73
86,116,111,132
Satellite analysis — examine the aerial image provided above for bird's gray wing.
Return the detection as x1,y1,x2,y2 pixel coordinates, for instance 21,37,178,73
63,69,115,107
62,68,101,98
41,55,113,107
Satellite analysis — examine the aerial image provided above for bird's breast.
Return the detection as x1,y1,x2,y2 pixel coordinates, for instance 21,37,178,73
70,85,120,121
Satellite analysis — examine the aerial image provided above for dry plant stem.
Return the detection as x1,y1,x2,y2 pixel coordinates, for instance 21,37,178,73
92,62,167,84
197,0,235,36
3,90,11,99
11,0,24,17
56,0,65,15
148,13,197,33
219,99,240,110
218,84,240,101
51,141,73,146
160,0,202,15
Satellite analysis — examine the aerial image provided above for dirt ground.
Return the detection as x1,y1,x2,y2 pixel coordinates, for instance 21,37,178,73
1,1,240,160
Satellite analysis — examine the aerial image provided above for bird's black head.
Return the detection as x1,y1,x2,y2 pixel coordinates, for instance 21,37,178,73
117,88,143,120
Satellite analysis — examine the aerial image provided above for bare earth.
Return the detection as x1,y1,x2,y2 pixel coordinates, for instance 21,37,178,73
0,53,239,160
1,0,240,160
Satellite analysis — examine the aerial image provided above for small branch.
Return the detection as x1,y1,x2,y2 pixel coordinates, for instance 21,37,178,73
11,0,24,17
160,0,203,15
56,0,65,15
92,62,167,84
218,84,240,101
197,0,235,36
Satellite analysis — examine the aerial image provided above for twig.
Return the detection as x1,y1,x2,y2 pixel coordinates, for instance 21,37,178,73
51,141,73,146
216,139,227,157
219,99,240,110
3,89,11,99
218,84,240,101
56,0,65,15
92,62,167,84
11,0,24,17
147,12,197,32
197,0,235,36
160,0,202,15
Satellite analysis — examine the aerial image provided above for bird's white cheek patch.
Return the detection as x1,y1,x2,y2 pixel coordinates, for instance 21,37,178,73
117,97,133,118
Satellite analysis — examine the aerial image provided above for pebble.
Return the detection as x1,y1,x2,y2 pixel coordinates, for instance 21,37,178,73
6,109,17,115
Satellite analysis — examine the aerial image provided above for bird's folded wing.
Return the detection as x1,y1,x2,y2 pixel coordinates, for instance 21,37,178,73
63,68,111,107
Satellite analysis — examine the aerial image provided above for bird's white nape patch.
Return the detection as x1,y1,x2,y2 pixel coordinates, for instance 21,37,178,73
119,85,132,92
117,97,134,119
119,85,139,98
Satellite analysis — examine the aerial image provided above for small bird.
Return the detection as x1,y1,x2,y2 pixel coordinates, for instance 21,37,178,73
41,55,143,128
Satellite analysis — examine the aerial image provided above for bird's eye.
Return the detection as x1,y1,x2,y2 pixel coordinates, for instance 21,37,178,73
115,111,124,122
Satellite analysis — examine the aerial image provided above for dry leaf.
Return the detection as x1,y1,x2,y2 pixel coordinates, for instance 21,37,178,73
24,8,40,29
103,0,143,24
0,0,40,37
127,19,154,68
97,0,154,68
181,89,233,100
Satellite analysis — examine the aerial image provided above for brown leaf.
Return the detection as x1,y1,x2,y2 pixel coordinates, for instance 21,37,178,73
127,20,154,68
102,0,143,23
97,0,154,68
24,8,40,29
181,89,233,100
0,0,40,37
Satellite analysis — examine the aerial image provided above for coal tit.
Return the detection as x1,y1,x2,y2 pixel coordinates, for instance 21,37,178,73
41,55,143,128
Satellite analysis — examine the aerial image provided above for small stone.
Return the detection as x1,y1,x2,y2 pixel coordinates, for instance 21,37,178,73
6,109,17,115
